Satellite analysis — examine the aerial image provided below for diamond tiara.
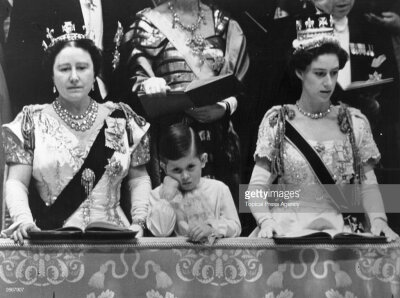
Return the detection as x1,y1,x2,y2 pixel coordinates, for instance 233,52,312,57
292,13,340,53
42,21,90,50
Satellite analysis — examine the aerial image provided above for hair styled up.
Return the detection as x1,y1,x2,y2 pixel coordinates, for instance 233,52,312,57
159,123,204,162
43,38,103,78
289,41,349,72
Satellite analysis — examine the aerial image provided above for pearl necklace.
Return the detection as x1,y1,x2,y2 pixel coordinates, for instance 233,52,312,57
296,101,332,119
53,99,98,131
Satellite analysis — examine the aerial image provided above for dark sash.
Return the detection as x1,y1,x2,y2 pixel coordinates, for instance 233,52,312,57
29,109,126,230
285,121,350,211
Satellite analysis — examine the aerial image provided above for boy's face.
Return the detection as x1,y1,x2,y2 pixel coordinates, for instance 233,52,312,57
164,149,207,192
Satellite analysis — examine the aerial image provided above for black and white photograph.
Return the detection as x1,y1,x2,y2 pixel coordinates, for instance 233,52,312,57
1,0,400,297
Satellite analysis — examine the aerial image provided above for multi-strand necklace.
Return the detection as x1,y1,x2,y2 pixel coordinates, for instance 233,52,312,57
296,100,333,119
53,98,98,131
168,1,207,62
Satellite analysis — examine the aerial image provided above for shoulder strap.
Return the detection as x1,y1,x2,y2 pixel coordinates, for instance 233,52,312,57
29,109,125,230
143,9,215,79
284,120,350,211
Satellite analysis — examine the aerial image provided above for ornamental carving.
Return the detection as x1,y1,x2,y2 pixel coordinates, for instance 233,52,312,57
174,249,263,286
355,247,400,283
0,250,84,286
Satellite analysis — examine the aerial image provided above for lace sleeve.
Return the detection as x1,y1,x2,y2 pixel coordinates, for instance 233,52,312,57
2,127,33,165
352,110,381,165
131,132,150,167
254,107,280,161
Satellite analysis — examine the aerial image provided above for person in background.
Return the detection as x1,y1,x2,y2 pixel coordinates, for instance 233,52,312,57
1,27,151,244
147,123,241,242
122,0,248,232
0,0,11,65
326,0,400,170
248,14,398,241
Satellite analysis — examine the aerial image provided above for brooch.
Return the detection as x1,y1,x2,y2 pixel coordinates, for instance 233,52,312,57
105,157,123,177
105,118,126,154
81,168,95,197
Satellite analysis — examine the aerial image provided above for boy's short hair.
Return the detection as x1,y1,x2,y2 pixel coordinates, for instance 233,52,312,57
159,123,204,162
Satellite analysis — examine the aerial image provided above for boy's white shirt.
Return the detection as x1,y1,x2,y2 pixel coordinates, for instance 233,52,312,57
147,178,241,238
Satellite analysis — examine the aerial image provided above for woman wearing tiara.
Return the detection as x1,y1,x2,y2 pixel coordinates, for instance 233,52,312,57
122,0,249,209
1,24,152,244
248,14,398,241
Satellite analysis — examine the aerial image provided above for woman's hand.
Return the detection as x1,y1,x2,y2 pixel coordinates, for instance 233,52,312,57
141,77,171,96
258,218,282,238
187,223,214,242
371,218,399,242
161,176,180,202
130,224,144,238
11,222,41,245
185,104,226,123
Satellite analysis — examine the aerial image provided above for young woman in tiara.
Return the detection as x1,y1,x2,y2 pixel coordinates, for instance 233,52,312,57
248,14,398,241
1,24,151,244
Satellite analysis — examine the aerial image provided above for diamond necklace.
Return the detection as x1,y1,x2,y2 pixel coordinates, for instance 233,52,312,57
53,98,98,131
168,1,207,62
296,100,333,119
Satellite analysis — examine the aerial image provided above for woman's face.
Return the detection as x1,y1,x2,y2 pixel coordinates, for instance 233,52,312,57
296,53,339,104
53,46,95,103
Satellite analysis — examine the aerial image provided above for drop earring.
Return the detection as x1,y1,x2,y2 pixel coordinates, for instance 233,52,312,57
92,84,95,91
53,85,57,94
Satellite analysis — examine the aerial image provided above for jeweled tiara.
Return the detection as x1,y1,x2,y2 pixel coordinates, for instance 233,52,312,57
42,21,90,50
292,14,340,53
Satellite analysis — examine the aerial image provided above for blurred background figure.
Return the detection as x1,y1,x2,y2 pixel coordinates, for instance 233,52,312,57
0,0,11,65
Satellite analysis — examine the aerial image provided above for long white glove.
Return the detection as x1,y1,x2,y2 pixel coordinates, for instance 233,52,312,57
248,164,283,238
127,175,151,237
1,179,35,237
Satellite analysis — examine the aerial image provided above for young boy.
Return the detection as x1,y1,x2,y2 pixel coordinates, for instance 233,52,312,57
146,123,241,242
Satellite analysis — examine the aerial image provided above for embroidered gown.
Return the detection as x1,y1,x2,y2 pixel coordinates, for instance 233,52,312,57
122,7,249,192
253,105,381,236
2,102,150,231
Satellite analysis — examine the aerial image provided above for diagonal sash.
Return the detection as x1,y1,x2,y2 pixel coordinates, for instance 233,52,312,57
284,120,350,211
29,109,126,230
144,9,215,79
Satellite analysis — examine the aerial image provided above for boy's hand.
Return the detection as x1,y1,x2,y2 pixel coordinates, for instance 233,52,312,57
160,176,180,202
188,223,214,242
